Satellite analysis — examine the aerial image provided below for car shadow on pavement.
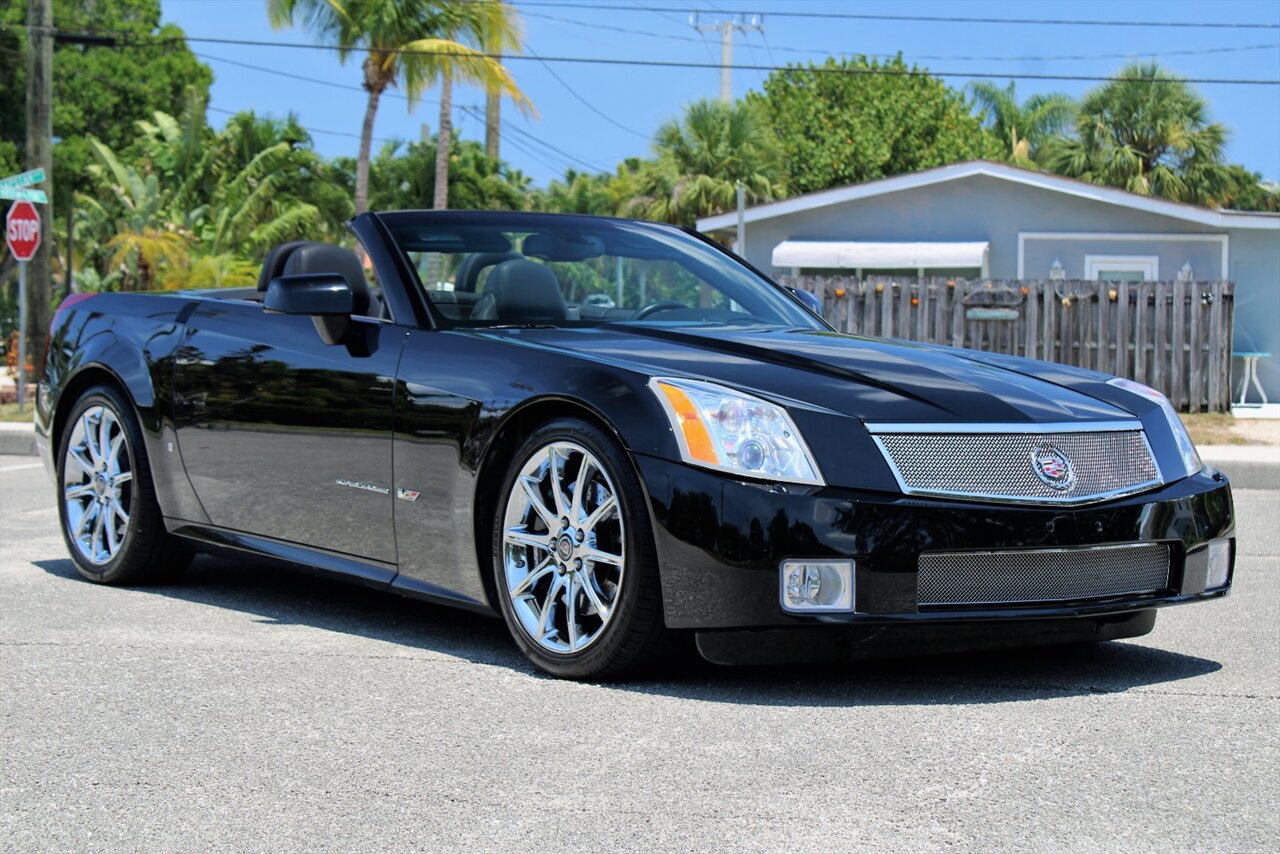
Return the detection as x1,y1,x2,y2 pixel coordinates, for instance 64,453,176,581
35,555,1222,707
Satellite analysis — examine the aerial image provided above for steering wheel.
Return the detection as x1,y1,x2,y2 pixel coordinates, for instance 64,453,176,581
632,300,688,320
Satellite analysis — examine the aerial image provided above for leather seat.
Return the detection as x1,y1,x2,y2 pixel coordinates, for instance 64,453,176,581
259,242,381,318
472,259,567,323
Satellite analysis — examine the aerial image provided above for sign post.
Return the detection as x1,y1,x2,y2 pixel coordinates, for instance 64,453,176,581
6,199,43,412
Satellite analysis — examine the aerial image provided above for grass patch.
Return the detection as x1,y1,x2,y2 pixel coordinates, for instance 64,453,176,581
1180,412,1244,446
0,402,34,423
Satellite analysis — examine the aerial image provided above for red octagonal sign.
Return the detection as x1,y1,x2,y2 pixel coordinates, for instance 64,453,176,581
5,200,41,262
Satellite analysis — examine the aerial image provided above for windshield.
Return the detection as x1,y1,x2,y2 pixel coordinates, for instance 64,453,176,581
378,211,823,331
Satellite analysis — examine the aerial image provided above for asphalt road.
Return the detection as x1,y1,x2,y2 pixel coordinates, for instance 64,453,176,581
2,454,1277,851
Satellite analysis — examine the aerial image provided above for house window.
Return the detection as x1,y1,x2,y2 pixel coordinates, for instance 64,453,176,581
1084,255,1159,281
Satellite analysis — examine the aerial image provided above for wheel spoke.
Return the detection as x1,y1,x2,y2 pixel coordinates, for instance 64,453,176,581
505,526,553,552
581,545,623,567
519,476,558,531
109,498,130,528
91,503,106,558
107,433,125,474
74,503,97,538
547,446,568,520
566,574,579,650
64,483,95,501
105,507,121,555
510,556,554,598
111,471,132,488
570,457,594,522
537,574,564,640
81,413,102,463
98,413,114,470
67,449,95,478
581,574,612,622
582,494,617,532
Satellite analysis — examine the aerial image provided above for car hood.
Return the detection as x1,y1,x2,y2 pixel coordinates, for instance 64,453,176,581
483,325,1132,425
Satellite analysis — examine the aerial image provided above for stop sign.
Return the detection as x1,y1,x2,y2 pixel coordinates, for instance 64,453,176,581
5,200,41,262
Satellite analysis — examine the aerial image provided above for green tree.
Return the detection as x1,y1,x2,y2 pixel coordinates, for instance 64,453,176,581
337,135,531,211
1044,62,1230,205
1218,166,1280,212
968,81,1075,166
266,0,530,214
0,0,212,208
77,98,353,290
632,99,785,227
747,55,1001,194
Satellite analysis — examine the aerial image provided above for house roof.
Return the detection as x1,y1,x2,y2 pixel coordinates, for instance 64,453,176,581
696,160,1280,233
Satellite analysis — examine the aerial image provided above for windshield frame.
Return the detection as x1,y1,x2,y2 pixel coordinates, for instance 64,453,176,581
373,210,831,333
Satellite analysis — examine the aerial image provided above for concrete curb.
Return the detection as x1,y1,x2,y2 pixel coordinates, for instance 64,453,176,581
0,422,37,457
1200,446,1280,490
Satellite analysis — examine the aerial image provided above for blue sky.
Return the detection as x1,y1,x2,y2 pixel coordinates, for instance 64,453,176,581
161,0,1280,188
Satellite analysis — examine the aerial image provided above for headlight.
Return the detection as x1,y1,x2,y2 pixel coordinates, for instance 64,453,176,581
1107,377,1202,478
649,377,824,485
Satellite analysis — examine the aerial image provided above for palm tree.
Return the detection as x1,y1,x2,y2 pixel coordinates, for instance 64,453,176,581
267,0,531,214
1044,61,1231,205
639,99,786,227
968,81,1074,165
428,11,529,211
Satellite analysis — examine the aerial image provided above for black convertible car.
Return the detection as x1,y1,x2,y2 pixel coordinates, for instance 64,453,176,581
36,211,1234,679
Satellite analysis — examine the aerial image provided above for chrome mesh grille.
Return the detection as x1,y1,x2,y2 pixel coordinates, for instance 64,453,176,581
873,429,1161,504
918,543,1171,607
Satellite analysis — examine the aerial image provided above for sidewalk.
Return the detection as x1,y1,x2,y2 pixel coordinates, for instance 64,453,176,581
0,422,37,456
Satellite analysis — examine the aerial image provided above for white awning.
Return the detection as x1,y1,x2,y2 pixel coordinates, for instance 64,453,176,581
772,240,989,270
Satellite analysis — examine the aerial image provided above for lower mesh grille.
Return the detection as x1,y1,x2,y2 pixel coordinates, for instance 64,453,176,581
917,543,1171,607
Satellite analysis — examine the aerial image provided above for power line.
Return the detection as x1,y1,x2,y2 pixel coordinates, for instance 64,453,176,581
133,34,1280,86
8,25,1271,86
192,50,614,168
503,1,1280,30
524,46,651,138
523,10,1280,63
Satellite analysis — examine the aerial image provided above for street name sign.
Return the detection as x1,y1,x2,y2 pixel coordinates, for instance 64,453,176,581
0,187,48,204
0,168,45,189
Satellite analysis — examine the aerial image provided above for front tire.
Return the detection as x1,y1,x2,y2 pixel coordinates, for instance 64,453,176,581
57,385,193,584
492,418,666,680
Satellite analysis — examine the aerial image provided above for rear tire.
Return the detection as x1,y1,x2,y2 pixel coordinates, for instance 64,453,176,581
57,385,193,584
492,418,667,680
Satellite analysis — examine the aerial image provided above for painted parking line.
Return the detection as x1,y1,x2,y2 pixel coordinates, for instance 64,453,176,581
0,462,44,473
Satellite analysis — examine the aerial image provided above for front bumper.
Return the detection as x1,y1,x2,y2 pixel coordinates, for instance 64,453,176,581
634,454,1235,631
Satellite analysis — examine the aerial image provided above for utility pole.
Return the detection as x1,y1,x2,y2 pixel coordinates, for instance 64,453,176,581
690,14,763,104
24,0,53,382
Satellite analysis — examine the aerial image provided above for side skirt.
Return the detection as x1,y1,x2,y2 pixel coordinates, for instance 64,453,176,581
165,519,497,616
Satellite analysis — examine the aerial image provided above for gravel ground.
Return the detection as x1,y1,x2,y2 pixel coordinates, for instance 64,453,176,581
1,455,1277,852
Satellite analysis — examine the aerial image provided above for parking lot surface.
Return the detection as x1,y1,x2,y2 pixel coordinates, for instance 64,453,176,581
2,454,1277,851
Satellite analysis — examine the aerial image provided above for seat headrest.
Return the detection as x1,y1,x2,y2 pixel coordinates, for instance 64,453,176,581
257,240,316,292
281,243,372,316
485,259,566,322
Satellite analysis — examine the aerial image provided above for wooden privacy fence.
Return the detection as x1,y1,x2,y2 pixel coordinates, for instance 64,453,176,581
780,275,1236,412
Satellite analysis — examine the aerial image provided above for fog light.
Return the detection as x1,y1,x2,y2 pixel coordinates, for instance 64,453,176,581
1207,538,1232,589
780,560,855,613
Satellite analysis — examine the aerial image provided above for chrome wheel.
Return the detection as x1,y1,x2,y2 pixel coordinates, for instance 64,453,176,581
62,404,133,566
501,441,626,654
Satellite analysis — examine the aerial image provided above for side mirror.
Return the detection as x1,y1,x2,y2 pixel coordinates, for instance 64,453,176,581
788,286,824,318
265,273,353,345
